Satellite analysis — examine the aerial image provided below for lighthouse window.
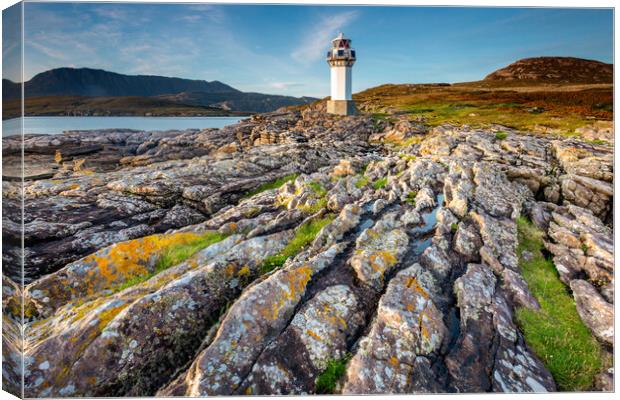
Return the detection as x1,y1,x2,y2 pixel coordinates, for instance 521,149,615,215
337,50,344,57
351,50,356,58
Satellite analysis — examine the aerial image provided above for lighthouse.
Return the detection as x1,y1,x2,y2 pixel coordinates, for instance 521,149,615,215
326,32,356,116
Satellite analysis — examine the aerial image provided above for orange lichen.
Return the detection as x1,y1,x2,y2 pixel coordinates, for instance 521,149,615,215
405,276,429,299
269,265,313,320
307,329,322,341
83,232,209,291
368,251,397,273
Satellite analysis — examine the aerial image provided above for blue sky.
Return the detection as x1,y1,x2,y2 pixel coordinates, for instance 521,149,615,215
4,3,614,97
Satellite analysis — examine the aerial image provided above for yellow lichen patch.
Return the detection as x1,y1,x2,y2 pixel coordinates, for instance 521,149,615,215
237,265,251,278
368,251,397,273
269,265,313,320
97,303,129,332
389,356,399,367
365,229,380,239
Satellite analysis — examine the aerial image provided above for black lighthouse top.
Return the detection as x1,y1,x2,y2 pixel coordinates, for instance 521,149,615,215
327,32,356,67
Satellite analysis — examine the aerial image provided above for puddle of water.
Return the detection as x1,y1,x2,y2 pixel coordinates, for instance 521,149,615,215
410,193,445,255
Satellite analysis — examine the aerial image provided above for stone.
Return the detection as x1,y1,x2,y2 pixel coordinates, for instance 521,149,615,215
570,280,614,346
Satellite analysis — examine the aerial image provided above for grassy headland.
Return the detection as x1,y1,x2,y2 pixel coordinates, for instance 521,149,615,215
354,82,612,135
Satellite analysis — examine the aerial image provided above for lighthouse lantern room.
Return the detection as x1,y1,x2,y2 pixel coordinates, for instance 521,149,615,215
326,32,356,116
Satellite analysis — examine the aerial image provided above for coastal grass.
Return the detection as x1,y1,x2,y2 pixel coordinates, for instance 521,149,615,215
405,191,417,206
115,231,228,292
354,83,612,135
243,173,299,198
315,354,352,394
355,175,370,188
495,131,508,140
373,177,388,190
260,215,334,274
515,216,603,391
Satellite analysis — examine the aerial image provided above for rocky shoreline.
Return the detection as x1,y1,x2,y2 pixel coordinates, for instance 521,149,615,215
2,103,613,396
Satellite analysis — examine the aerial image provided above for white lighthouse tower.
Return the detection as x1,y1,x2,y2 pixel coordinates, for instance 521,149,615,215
326,32,356,116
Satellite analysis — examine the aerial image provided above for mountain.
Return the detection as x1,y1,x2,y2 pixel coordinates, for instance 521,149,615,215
16,67,239,97
156,91,318,113
484,57,613,84
2,67,316,114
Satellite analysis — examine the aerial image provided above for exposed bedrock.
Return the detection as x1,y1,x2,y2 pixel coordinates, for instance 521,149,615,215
2,106,613,395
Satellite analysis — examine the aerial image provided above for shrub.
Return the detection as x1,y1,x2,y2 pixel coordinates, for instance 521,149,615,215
450,223,458,233
515,217,603,391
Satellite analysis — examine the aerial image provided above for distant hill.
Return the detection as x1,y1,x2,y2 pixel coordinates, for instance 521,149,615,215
2,67,316,115
484,57,613,84
157,91,318,113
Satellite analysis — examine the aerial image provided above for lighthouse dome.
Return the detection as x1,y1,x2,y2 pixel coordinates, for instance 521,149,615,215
327,32,356,66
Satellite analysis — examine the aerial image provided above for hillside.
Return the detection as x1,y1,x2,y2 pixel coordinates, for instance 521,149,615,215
484,57,613,84
2,67,316,116
3,95,245,119
354,58,612,136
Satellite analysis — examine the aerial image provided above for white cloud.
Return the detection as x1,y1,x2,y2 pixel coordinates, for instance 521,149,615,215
270,82,304,90
28,41,68,61
291,11,359,64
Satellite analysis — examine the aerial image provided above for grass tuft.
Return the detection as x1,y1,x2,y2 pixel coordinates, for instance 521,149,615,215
244,173,299,198
373,177,388,190
315,354,351,394
515,216,603,391
495,131,508,140
355,175,370,188
399,154,417,162
307,181,328,197
405,191,417,206
260,216,334,274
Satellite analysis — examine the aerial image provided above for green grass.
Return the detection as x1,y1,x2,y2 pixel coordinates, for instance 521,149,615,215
243,173,299,198
399,154,417,162
315,354,351,394
373,177,388,190
450,223,458,233
405,191,417,206
307,181,328,197
355,175,370,188
299,197,328,214
260,216,334,274
515,216,603,391
115,231,229,292
495,131,508,140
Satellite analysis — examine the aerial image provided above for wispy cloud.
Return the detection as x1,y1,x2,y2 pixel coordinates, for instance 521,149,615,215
291,11,359,64
28,41,68,60
270,82,304,90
